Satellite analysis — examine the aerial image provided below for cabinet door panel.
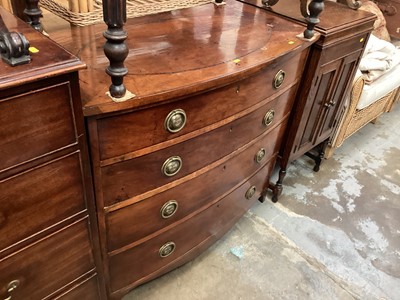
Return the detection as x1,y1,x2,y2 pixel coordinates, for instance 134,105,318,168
297,62,338,149
318,52,361,141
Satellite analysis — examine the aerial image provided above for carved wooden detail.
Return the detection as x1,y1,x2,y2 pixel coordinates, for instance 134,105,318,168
301,0,325,38
102,0,129,98
24,0,43,32
262,0,326,38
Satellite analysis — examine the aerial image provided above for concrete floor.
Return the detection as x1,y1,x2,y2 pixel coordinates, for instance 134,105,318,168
125,103,400,300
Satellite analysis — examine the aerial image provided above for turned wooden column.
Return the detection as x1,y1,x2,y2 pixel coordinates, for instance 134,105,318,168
24,0,43,32
102,0,129,98
301,0,325,39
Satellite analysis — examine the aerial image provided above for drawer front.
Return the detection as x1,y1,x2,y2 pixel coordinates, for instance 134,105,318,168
321,33,367,64
0,152,86,253
106,122,286,251
0,219,95,300
55,275,100,300
109,159,275,292
96,52,306,161
0,82,77,172
101,87,296,206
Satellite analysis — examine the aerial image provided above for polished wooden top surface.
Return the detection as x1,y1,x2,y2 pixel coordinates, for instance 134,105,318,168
43,0,317,116
0,7,85,90
240,0,375,35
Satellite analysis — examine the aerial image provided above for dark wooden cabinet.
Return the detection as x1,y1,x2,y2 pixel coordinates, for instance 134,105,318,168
0,7,105,300
242,0,376,201
41,1,317,298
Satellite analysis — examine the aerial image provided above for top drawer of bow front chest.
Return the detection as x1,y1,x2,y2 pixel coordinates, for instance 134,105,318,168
96,51,307,162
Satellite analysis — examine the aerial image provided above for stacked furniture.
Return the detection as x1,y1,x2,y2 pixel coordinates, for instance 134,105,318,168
326,0,400,157
0,7,104,300
241,0,376,201
0,0,377,298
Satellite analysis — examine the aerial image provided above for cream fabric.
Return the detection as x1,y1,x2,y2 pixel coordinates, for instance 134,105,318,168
357,63,400,109
359,35,400,83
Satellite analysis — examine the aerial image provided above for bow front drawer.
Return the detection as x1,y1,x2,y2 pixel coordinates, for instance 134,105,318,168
96,52,305,162
106,122,287,251
101,87,296,206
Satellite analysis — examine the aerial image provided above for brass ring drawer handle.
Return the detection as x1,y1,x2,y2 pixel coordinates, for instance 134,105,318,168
263,109,275,127
165,109,187,133
160,200,179,219
273,70,285,89
245,186,257,199
255,148,266,163
159,241,176,258
161,156,182,177
4,280,20,300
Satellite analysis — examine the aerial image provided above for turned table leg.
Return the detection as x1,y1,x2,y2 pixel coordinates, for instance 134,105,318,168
259,160,288,203
102,0,129,99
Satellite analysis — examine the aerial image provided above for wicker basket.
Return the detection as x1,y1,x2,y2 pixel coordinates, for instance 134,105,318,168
39,0,213,26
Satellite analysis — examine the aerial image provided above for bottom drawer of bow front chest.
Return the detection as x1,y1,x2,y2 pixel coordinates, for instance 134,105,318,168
108,157,275,295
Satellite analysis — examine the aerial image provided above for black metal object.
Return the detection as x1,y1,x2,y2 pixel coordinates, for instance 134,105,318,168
0,14,31,66
102,0,129,98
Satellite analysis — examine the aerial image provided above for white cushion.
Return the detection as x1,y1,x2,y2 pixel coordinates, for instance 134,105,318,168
357,63,400,110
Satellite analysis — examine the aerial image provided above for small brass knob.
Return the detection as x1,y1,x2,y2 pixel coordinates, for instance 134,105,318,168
165,109,187,133
159,241,176,258
160,200,178,219
273,70,285,89
263,109,275,127
161,156,182,177
245,186,257,199
4,280,20,300
255,148,266,163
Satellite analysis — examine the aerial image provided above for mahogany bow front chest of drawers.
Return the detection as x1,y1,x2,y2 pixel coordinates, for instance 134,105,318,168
2,0,319,299
62,1,316,298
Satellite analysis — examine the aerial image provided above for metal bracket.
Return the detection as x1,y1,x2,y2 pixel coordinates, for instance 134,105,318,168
0,31,31,66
